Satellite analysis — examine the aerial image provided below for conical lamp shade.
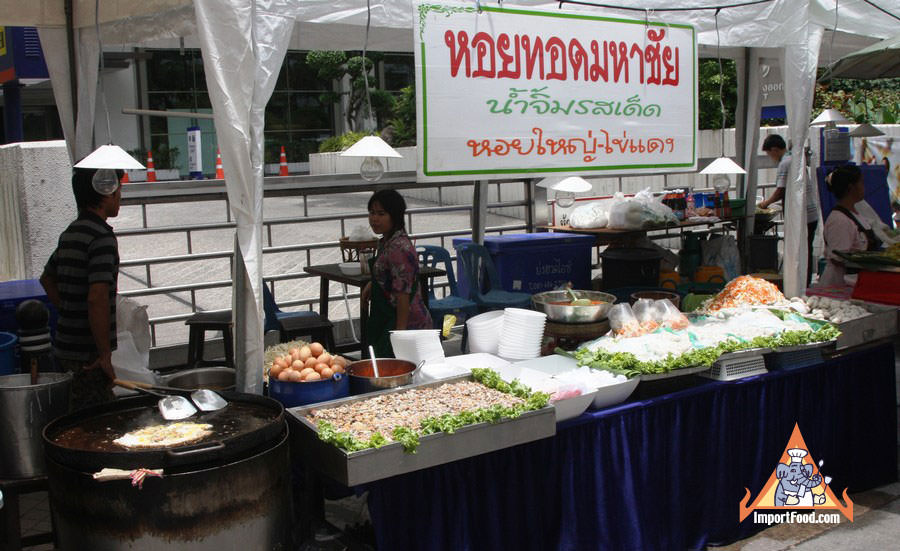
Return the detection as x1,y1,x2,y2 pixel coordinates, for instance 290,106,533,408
810,109,850,126
848,123,884,138
700,156,746,175
74,144,145,170
340,136,402,158
551,176,593,192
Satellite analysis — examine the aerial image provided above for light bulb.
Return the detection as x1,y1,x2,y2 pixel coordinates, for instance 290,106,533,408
359,157,384,182
712,174,731,193
556,191,576,208
92,169,120,195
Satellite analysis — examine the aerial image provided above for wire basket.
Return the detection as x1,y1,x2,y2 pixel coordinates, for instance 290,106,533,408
339,237,378,263
700,348,769,381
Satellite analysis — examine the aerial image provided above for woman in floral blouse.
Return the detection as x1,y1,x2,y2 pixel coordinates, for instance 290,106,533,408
362,189,431,357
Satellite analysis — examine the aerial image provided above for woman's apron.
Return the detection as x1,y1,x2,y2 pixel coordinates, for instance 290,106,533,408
365,256,418,358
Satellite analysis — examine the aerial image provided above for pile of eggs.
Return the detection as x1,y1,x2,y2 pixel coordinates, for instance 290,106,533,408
268,342,348,383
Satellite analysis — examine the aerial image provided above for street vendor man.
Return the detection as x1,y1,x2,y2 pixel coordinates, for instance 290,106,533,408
757,134,819,287
41,167,124,410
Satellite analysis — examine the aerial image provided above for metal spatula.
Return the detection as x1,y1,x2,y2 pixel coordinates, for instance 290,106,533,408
113,379,199,420
190,389,228,411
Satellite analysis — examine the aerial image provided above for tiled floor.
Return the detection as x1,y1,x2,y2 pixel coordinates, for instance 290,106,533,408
16,490,53,551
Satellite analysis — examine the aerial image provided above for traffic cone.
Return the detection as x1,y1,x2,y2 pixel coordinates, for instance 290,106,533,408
146,151,157,183
215,148,225,179
279,146,289,177
120,170,130,184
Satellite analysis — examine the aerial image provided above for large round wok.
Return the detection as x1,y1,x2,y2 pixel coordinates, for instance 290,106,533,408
43,391,284,472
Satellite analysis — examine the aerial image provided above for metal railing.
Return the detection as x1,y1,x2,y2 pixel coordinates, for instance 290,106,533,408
118,172,534,347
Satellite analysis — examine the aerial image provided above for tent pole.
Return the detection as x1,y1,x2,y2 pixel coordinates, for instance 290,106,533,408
65,0,78,130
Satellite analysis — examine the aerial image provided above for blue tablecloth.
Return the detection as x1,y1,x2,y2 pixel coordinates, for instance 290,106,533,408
366,343,897,551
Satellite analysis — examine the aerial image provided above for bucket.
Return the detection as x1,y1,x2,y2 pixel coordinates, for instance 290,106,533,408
0,332,17,375
600,248,661,290
0,372,72,478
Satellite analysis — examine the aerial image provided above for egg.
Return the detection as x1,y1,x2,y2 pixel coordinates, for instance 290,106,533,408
274,357,288,369
298,345,312,361
269,365,283,378
331,356,346,367
291,350,301,363
291,360,304,370
289,370,304,383
317,352,332,366
332,364,345,374
320,367,334,379
309,342,324,357
304,371,322,382
304,357,318,370
299,367,315,378
288,347,300,356
277,370,292,382
314,362,330,373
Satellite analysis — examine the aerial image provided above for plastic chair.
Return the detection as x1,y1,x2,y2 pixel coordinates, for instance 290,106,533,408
455,242,533,311
262,285,335,350
416,245,480,337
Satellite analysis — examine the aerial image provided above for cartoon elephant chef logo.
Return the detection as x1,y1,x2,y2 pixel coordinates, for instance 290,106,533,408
739,423,854,522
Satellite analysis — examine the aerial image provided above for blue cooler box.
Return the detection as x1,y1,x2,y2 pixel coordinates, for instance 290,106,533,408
452,233,595,297
0,279,57,335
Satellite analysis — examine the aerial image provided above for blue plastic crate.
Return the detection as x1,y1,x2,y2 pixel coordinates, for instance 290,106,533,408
453,233,595,298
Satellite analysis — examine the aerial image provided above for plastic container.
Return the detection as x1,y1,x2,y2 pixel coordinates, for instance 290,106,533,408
0,279,57,334
0,332,17,375
267,373,349,407
599,248,661,290
453,233,595,297
728,198,747,217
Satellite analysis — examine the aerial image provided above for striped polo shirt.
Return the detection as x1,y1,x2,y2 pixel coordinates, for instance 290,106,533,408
43,211,119,361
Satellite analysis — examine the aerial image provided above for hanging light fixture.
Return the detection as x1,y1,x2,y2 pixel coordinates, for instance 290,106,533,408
537,176,593,208
340,136,403,182
700,9,746,178
848,122,884,138
339,0,401,182
78,0,144,177
809,108,850,128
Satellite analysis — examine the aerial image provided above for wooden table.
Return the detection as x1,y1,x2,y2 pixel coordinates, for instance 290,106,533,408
540,217,742,245
303,263,446,357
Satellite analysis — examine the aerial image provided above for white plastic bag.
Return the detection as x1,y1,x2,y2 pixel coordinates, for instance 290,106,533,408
608,303,644,338
116,295,150,358
701,235,741,281
608,188,678,230
111,331,158,395
569,201,609,229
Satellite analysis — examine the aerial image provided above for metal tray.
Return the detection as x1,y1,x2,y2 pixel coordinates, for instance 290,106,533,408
771,340,836,354
835,306,898,350
638,347,771,381
286,375,556,486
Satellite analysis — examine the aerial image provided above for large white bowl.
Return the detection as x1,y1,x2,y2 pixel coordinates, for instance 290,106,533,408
552,389,598,422
590,377,640,409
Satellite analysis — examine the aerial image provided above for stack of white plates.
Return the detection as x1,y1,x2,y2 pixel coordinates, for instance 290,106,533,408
498,308,546,360
390,330,444,364
465,310,505,354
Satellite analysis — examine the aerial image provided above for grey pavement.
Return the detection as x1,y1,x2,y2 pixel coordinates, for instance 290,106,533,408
111,189,522,347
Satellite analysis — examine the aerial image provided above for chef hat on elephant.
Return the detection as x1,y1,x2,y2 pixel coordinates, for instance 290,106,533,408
787,448,807,463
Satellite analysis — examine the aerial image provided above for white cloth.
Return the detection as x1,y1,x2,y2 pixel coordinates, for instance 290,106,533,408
855,200,900,246
820,207,871,287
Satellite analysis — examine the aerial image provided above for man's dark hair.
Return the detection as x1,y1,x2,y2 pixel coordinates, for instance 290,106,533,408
762,134,787,151
368,189,407,232
826,164,862,200
72,168,123,211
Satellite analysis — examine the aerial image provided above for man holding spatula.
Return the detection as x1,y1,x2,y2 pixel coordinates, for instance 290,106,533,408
41,166,124,411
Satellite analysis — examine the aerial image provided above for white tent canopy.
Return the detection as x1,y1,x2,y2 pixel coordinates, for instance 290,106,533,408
4,0,898,392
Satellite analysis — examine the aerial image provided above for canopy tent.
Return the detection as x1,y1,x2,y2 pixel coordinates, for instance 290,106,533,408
821,33,900,80
4,0,898,393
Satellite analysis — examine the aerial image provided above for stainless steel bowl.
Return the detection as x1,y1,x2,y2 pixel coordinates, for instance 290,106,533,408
531,290,616,323
347,359,419,395
166,367,236,391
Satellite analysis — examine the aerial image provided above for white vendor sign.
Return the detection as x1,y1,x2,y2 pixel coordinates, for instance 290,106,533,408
414,1,697,182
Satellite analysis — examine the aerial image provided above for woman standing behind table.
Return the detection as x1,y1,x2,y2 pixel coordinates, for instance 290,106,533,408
361,189,431,357
819,165,882,287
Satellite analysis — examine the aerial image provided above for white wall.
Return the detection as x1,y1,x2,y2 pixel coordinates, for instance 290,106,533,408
0,141,74,281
